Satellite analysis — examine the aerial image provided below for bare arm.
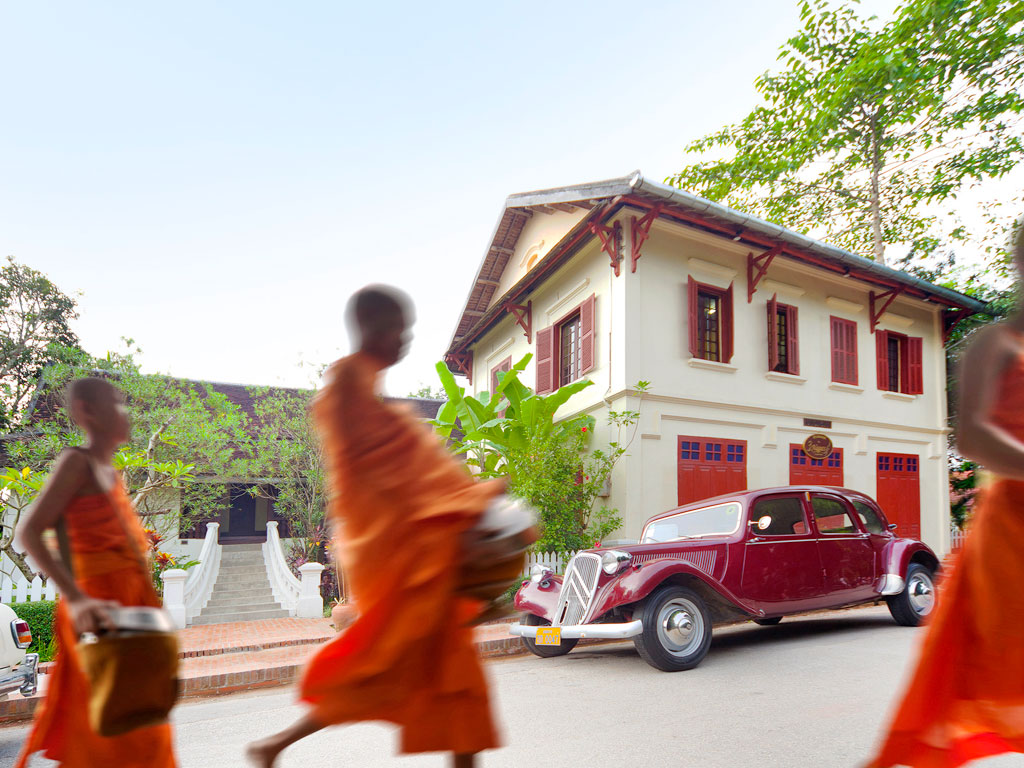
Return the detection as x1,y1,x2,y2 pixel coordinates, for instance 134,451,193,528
18,450,117,633
955,324,1024,480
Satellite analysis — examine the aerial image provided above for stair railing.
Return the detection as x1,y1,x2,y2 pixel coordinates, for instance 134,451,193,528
162,522,221,628
263,521,325,618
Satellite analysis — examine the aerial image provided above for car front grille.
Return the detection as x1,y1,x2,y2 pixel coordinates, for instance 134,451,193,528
553,552,601,626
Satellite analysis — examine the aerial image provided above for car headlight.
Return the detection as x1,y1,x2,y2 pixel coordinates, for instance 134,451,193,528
530,564,553,583
600,550,632,575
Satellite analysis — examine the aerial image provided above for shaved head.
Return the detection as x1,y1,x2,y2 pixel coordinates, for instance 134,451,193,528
65,376,118,409
345,285,414,367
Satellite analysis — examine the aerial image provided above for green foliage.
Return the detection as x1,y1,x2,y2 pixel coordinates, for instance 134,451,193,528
0,257,81,432
406,384,446,399
433,356,648,553
12,600,57,661
949,458,979,530
2,342,252,564
242,387,327,555
669,0,1024,266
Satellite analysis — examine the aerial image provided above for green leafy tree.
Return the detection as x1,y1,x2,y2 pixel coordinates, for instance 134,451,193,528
406,384,446,399
669,0,1024,265
433,355,648,553
0,257,81,432
3,343,249,550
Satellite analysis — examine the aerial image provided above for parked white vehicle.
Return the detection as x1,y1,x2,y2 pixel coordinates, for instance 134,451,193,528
0,603,38,698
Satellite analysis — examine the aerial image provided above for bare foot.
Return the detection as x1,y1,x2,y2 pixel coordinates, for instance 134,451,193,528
245,739,281,768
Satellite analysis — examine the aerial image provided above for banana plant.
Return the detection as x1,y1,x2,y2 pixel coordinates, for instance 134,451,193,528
431,354,595,477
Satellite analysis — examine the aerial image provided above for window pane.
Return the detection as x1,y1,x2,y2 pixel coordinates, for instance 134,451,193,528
774,308,788,372
853,501,885,534
887,336,901,391
812,497,857,534
559,316,581,386
698,291,721,361
751,497,807,536
642,502,742,542
705,443,722,462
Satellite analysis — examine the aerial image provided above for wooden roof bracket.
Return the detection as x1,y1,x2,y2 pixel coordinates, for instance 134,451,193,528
942,306,973,343
630,204,664,273
747,246,783,303
869,287,904,333
589,219,624,276
444,351,473,384
504,300,533,343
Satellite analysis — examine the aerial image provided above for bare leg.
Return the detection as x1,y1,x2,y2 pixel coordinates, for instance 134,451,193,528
246,714,325,768
452,753,477,768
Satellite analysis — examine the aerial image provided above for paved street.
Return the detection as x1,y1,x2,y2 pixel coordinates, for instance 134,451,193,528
2,605,1021,767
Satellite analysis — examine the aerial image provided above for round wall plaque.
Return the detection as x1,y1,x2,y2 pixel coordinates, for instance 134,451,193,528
803,433,833,460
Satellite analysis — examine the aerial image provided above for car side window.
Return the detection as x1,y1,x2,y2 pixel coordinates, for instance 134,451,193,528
812,497,857,535
852,501,885,534
749,497,808,536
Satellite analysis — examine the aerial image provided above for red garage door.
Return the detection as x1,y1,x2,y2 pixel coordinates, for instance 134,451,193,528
789,444,843,487
876,453,920,540
677,436,747,506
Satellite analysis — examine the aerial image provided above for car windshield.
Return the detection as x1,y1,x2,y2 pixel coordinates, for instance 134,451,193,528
641,502,742,543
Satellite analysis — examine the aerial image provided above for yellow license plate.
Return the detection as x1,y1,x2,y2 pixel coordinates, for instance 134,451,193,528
536,627,561,646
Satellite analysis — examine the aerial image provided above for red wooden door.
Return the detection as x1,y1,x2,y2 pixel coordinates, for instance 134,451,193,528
677,436,747,505
789,444,844,486
876,453,921,539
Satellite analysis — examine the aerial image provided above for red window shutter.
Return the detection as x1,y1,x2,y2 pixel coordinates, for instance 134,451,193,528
845,320,858,385
580,293,597,374
766,295,779,372
830,317,842,382
535,326,556,394
786,305,799,375
875,330,890,391
722,282,735,363
906,336,923,395
687,277,699,357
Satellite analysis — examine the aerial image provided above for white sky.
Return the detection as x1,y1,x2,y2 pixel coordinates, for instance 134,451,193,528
2,0,908,396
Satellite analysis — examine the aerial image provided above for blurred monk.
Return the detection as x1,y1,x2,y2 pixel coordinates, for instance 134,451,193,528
247,285,503,768
868,220,1024,768
16,377,177,768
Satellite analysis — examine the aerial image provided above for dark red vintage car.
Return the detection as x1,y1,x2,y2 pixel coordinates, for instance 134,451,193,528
511,485,939,671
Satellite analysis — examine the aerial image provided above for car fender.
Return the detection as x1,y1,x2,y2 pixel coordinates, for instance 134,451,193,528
0,603,25,669
878,539,940,594
586,558,761,621
513,575,563,623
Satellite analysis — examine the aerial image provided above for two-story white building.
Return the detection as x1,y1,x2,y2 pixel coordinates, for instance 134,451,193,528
445,171,985,555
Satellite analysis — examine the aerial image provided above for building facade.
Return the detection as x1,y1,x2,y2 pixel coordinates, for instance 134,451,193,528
445,172,985,555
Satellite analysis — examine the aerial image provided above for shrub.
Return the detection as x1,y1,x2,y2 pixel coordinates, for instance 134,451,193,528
12,600,57,661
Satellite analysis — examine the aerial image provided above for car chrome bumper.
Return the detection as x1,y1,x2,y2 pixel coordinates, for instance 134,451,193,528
510,620,643,640
0,653,39,698
879,574,906,596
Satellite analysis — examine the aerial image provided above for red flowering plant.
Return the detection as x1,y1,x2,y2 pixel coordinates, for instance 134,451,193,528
287,522,341,603
144,528,199,595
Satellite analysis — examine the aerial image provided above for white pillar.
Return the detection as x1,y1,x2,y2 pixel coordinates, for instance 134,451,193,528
296,562,326,619
161,568,189,629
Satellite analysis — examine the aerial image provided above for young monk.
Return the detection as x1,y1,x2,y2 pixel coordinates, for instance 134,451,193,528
15,377,177,768
868,220,1024,768
247,286,504,768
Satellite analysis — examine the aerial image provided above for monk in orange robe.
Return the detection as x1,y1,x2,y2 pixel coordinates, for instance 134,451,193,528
868,222,1024,768
247,285,503,768
16,377,177,768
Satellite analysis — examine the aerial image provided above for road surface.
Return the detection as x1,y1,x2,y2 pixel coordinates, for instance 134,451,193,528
2,605,1020,767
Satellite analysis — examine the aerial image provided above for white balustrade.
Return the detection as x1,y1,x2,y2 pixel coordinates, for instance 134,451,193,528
161,522,221,628
264,521,324,618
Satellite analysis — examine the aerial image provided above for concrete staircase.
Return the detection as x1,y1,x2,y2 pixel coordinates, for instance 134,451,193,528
192,543,290,626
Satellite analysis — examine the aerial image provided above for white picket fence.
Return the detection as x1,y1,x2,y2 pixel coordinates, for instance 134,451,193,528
0,574,57,604
950,527,967,552
521,550,577,577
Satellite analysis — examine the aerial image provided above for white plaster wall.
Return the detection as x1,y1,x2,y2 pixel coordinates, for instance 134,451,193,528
489,208,588,304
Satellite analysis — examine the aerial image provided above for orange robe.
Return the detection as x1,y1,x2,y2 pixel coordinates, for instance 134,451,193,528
300,352,502,755
869,351,1024,767
16,481,177,768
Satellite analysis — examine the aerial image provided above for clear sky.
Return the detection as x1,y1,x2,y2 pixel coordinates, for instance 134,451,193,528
1,0,902,396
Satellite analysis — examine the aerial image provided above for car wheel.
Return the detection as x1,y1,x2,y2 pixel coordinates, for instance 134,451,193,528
633,585,712,672
887,563,936,627
520,613,579,658
753,617,782,626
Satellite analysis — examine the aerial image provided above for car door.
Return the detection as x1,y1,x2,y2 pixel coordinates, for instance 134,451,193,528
741,493,824,614
810,492,876,602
